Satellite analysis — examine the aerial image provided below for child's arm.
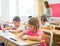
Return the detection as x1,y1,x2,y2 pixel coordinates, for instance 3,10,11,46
2,27,12,30
19,31,26,38
9,28,22,33
22,34,42,41
43,25,52,29
9,26,25,33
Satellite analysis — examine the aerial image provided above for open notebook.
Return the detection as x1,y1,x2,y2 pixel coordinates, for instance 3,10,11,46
0,30,16,40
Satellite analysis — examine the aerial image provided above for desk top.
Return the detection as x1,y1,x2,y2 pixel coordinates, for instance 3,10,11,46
50,21,60,25
55,25,60,30
41,29,60,35
11,32,45,46
0,31,45,46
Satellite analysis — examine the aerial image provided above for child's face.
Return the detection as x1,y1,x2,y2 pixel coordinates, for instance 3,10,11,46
13,21,20,27
28,24,35,31
41,20,45,25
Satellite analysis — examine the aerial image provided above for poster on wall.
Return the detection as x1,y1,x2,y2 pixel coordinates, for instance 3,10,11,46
48,0,60,17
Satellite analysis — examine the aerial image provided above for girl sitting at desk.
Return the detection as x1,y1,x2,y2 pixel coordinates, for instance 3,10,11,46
40,17,52,29
19,17,46,46
3,16,25,33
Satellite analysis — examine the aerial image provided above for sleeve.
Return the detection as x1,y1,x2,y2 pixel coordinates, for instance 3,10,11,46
46,8,52,17
38,30,44,35
22,25,25,31
37,30,45,40
46,22,50,26
25,29,30,35
19,25,25,31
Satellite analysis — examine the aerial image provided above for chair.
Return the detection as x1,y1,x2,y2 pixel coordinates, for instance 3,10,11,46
57,42,60,46
51,25,55,30
43,31,53,46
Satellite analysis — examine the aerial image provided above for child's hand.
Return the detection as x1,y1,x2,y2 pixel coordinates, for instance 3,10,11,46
19,33,24,38
6,27,12,30
22,35,28,40
2,27,10,30
2,28,6,31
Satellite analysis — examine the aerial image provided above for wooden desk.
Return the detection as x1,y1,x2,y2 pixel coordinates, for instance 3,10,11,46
41,29,60,35
0,35,8,46
41,29,60,46
55,26,60,30
51,23,60,30
57,42,60,46
0,31,45,46
8,32,45,46
50,21,60,25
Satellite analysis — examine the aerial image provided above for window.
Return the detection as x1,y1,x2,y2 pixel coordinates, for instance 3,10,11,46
9,0,16,22
19,0,35,16
19,0,36,23
0,0,1,16
9,0,36,23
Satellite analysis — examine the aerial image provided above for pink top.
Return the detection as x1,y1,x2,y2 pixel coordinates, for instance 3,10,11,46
26,29,46,46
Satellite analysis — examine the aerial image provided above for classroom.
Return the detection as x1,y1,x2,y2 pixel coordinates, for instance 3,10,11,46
0,0,60,46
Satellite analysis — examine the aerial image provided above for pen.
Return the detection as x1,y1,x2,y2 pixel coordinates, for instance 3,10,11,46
10,38,17,41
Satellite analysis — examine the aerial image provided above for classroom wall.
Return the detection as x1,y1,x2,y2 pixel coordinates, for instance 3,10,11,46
0,0,60,22
0,0,43,22
48,0,60,4
44,0,60,17
38,0,43,18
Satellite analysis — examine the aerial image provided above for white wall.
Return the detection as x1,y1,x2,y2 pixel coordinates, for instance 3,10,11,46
48,0,60,4
0,0,9,22
44,0,60,4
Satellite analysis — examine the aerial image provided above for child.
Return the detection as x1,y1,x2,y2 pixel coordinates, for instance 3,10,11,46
3,16,25,33
19,17,46,46
40,17,52,29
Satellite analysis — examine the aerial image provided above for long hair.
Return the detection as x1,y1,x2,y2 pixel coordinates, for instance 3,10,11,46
28,17,40,30
44,1,50,8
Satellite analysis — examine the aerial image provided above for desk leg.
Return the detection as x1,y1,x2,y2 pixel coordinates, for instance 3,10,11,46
5,40,8,46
